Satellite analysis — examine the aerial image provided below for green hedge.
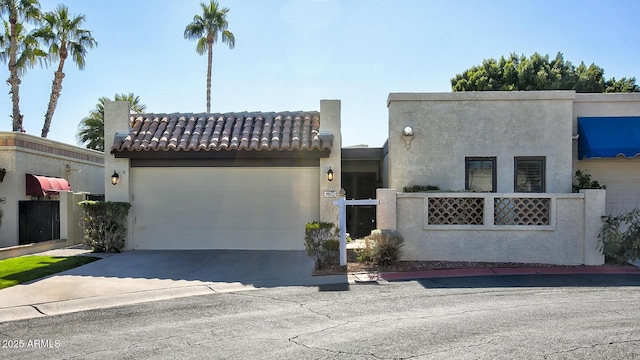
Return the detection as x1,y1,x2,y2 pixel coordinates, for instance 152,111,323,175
78,201,131,253
304,221,338,269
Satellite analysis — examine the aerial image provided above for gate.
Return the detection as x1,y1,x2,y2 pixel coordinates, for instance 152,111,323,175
19,201,60,245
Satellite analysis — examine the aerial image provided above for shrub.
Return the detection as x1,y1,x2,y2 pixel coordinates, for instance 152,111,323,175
78,201,132,253
355,229,404,266
304,221,338,269
573,170,605,193
599,209,640,265
403,184,440,193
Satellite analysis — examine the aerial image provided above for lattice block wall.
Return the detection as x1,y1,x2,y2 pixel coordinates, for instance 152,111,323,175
428,197,484,225
494,197,550,225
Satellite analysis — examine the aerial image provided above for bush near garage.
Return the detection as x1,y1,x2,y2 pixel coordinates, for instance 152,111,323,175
78,201,132,253
304,221,339,269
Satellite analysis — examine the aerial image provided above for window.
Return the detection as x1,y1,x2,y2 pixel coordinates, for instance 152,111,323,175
514,157,545,193
465,157,496,192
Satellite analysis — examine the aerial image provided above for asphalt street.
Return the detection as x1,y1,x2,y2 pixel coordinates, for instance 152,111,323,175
1,274,640,359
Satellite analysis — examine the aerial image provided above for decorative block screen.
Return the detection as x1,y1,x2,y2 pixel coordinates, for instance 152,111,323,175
428,197,484,225
494,197,550,225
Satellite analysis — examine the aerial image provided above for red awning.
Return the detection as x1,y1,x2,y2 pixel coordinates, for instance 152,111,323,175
26,174,71,196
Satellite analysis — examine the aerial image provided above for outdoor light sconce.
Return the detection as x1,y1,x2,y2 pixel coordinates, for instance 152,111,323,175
327,167,334,182
111,171,120,186
402,126,414,149
0,168,6,182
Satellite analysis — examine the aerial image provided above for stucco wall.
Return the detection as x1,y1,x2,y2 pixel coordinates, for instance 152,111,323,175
378,189,605,265
130,167,319,250
387,92,576,193
573,93,640,215
0,132,104,247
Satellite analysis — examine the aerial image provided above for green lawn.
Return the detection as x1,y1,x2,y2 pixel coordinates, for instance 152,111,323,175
0,256,99,290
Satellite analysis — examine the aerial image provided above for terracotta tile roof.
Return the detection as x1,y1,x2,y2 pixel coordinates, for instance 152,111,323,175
110,111,333,155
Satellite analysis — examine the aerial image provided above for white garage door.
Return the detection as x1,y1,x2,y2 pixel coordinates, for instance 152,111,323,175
131,167,320,250
578,159,640,215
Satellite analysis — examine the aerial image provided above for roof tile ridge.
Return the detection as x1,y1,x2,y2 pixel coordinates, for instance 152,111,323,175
159,114,176,149
250,113,264,150
198,115,215,150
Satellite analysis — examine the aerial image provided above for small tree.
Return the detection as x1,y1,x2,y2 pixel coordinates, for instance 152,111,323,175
78,201,131,253
600,209,640,265
304,221,339,269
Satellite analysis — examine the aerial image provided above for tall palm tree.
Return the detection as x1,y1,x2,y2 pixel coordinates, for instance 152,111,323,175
184,0,235,113
38,4,96,138
77,93,146,152
0,0,42,132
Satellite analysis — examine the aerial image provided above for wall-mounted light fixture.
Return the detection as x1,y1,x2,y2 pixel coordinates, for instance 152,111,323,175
0,168,6,182
327,166,334,182
402,126,414,149
111,171,120,186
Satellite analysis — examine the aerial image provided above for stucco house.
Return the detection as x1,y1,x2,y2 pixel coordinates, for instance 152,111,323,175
0,132,104,249
104,100,341,251
102,91,639,265
376,91,640,265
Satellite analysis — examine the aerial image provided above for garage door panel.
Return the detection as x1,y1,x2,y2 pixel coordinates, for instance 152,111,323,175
132,167,320,250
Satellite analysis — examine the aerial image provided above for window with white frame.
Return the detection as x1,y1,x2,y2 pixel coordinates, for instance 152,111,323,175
465,157,496,192
514,157,545,192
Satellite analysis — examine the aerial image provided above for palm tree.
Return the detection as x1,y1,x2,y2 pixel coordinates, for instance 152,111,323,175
38,4,96,138
0,0,42,132
77,93,146,152
184,0,235,113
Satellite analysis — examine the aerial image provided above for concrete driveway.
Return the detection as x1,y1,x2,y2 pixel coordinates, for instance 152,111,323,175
0,250,346,322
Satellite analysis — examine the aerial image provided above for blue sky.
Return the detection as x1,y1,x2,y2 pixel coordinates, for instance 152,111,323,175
1,0,639,148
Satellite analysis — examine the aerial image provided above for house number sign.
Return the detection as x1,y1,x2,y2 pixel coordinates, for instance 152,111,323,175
323,190,337,198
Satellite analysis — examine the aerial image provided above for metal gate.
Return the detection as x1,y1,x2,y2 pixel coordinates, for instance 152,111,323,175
18,201,60,245
342,172,378,239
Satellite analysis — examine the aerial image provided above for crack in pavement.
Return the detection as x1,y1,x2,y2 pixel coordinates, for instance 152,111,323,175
229,291,334,319
542,339,640,359
30,305,46,316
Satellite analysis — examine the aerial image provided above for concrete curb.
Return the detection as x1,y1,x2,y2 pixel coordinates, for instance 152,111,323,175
0,274,349,323
348,266,640,282
0,285,216,323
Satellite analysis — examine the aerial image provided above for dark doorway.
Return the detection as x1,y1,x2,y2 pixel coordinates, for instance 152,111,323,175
342,172,377,239
19,201,60,245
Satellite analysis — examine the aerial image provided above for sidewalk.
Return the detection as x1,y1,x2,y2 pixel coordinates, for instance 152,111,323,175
1,247,639,323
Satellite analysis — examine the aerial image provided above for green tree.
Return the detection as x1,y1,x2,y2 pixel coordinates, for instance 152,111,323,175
451,52,639,93
184,0,235,113
0,0,42,132
37,4,97,138
77,93,146,152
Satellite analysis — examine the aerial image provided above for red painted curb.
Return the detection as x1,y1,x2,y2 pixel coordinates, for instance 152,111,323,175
364,266,640,281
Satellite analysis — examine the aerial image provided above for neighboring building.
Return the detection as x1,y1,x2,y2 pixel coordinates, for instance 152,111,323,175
0,132,104,248
378,91,640,265
104,100,341,251
574,93,640,215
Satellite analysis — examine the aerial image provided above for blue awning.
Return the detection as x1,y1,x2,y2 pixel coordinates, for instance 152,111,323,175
577,116,640,159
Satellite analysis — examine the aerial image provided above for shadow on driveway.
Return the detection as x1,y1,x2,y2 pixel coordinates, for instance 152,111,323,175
61,250,347,288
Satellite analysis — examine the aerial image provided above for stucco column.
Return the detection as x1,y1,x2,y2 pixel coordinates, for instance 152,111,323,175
104,101,133,250
319,100,341,226
582,189,606,265
376,188,397,230
59,191,71,243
